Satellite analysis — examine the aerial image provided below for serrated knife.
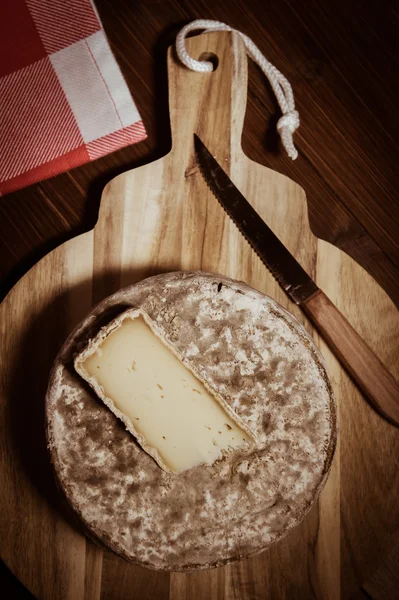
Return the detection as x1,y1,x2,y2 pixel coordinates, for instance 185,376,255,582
194,134,399,426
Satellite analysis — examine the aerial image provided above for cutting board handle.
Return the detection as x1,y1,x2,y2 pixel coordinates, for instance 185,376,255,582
167,31,248,165
96,31,251,275
97,32,248,230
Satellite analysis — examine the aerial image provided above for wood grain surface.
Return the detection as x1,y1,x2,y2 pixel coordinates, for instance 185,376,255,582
1,29,399,600
0,1,398,599
1,0,398,307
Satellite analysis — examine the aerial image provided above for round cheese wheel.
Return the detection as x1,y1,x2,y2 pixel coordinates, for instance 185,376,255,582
46,271,336,571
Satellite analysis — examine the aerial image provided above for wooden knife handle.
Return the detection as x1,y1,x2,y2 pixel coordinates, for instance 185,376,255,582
302,289,399,426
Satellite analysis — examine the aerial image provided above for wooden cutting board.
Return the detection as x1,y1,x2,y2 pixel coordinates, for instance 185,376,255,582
0,32,398,600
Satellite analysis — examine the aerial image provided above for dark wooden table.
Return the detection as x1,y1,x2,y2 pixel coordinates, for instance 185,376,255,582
1,0,398,598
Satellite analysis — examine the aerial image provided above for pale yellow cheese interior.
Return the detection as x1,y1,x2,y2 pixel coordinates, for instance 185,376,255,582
81,315,253,473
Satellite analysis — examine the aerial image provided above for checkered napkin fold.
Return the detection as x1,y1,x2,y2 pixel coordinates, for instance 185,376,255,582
0,0,146,196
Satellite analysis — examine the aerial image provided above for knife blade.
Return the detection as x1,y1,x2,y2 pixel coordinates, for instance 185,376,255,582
194,136,318,305
194,134,399,426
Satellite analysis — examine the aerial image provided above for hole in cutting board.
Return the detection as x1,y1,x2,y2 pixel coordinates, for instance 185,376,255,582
198,52,219,71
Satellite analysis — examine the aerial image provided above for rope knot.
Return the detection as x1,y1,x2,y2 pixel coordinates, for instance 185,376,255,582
176,20,300,160
277,110,300,134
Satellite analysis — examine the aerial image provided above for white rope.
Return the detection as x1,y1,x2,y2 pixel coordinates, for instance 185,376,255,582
176,19,300,160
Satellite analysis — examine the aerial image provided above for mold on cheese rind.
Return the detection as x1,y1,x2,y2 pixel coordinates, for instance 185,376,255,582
74,308,257,474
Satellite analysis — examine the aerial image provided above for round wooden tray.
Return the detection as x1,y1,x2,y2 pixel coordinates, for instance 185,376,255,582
1,32,398,599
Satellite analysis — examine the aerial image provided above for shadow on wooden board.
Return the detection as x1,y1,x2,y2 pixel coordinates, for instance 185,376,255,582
0,560,35,599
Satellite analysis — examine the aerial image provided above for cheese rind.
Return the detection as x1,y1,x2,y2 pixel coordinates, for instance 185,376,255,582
49,270,337,570
74,309,255,473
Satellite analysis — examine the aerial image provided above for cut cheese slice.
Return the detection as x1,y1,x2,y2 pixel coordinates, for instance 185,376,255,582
74,309,255,473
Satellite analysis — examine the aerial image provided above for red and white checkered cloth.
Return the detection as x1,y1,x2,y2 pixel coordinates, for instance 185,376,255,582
0,0,147,196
